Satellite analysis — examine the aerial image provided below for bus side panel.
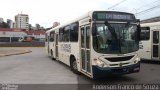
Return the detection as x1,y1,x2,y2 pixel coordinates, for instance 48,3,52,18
58,42,79,67
58,42,63,61
58,42,70,66
45,41,48,54
138,40,152,60
45,34,50,55
70,42,80,70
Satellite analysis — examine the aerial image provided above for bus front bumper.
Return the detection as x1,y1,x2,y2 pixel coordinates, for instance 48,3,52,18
92,62,140,79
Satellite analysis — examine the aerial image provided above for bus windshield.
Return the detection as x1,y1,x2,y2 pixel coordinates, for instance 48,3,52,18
93,23,139,54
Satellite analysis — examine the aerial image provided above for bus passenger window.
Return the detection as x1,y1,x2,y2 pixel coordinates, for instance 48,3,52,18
153,31,159,44
59,28,63,42
70,22,78,42
50,31,54,42
140,27,150,40
64,26,70,42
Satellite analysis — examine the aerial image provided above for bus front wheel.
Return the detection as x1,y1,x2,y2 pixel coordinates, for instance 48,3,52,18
70,57,81,74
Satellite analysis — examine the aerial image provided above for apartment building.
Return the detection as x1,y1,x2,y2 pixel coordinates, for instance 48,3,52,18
15,14,29,30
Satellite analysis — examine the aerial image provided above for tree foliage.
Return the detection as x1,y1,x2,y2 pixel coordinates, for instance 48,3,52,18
0,22,9,28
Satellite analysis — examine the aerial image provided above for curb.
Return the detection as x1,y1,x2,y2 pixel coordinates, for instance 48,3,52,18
0,50,32,57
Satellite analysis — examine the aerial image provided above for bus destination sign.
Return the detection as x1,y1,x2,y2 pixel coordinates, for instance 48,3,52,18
94,12,135,21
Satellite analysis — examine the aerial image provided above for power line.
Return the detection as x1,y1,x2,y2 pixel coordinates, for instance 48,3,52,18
130,0,160,12
108,0,127,10
135,3,160,15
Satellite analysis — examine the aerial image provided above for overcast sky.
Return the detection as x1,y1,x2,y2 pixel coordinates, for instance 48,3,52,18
0,0,160,28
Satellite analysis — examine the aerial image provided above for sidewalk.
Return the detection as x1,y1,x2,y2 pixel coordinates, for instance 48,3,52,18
0,48,31,57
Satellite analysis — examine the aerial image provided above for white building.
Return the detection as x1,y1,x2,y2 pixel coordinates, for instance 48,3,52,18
7,19,14,28
0,28,46,42
25,30,46,41
15,14,29,30
0,28,27,42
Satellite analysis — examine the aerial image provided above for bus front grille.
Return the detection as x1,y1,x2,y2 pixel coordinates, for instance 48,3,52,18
105,55,134,62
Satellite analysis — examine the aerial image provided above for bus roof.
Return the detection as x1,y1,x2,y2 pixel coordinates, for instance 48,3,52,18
141,21,160,27
46,11,92,33
46,11,136,33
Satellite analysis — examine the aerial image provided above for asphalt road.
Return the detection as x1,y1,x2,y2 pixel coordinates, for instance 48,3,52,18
0,47,160,90
0,47,77,84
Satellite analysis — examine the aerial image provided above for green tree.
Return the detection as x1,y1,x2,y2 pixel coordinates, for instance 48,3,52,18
0,22,9,28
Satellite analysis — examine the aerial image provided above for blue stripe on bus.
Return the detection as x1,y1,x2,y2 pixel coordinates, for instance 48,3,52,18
92,62,140,79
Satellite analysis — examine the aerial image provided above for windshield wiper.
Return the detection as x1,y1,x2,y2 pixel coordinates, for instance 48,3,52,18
104,21,122,53
105,21,117,40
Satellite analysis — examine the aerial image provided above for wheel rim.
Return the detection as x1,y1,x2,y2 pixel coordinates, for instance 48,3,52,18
73,61,77,70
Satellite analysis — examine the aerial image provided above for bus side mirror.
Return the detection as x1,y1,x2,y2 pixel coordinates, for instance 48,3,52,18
137,19,141,41
137,25,141,41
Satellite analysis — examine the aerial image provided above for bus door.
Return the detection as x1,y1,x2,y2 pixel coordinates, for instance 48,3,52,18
80,25,91,73
55,33,59,59
152,30,160,60
47,36,50,54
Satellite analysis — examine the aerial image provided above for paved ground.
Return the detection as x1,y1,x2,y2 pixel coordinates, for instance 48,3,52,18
0,47,77,84
0,48,31,57
0,47,160,90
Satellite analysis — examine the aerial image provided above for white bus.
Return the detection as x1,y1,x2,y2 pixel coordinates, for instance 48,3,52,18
138,22,160,60
45,11,141,79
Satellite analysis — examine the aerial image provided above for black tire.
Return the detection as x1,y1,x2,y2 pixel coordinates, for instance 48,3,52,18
70,57,81,74
50,50,55,60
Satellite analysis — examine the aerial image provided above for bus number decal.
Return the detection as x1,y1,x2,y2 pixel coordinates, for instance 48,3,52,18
60,44,71,53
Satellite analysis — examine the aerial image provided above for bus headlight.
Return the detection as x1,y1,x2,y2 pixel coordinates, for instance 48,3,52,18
134,57,140,64
95,59,108,68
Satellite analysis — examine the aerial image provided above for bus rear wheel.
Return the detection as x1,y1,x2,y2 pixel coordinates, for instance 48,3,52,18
70,57,81,74
50,50,55,60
